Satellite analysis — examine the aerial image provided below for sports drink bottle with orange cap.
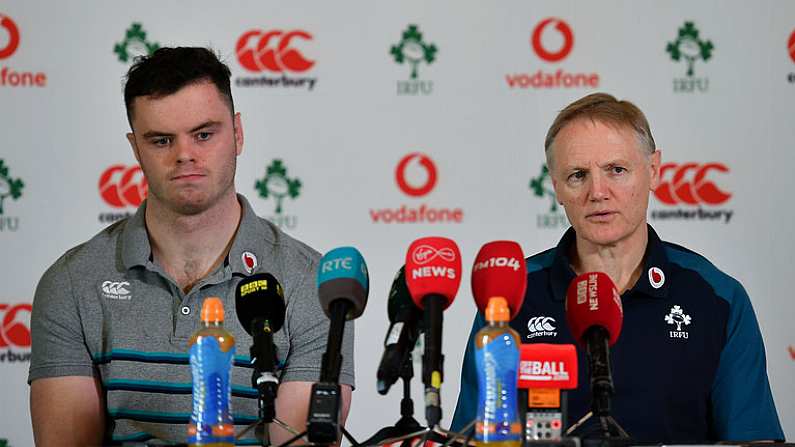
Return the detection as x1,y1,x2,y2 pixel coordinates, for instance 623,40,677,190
474,297,522,447
187,297,236,447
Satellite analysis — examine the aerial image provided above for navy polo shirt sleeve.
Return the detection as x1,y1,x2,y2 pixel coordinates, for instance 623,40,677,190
450,312,486,432
711,281,784,441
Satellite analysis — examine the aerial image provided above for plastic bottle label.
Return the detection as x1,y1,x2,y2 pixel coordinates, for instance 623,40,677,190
188,335,235,445
474,333,521,443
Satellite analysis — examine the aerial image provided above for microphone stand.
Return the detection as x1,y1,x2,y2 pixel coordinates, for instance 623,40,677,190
566,328,629,442
362,354,425,446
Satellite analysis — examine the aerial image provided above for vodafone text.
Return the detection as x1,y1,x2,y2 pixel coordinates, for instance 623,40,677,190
369,205,463,224
505,70,598,89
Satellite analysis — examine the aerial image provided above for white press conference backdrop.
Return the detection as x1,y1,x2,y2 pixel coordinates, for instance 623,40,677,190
1,1,794,445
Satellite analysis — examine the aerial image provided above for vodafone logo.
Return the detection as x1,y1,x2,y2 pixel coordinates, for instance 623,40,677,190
0,14,46,88
654,162,731,205
0,14,20,59
236,29,315,73
369,151,463,224
0,303,31,348
395,153,437,197
242,251,258,274
99,165,148,208
506,18,597,89
411,244,456,265
531,18,573,62
648,267,665,289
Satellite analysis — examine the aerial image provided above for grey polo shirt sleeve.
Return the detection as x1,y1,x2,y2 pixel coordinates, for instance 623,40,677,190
28,254,97,383
280,257,355,389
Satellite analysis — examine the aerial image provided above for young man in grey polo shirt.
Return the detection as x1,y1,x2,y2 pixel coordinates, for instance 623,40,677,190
28,47,354,446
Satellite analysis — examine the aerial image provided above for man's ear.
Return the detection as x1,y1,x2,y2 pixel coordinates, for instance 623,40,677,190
233,112,244,156
126,132,141,164
649,149,662,190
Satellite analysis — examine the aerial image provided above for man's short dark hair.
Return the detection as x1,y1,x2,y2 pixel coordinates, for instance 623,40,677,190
123,47,234,127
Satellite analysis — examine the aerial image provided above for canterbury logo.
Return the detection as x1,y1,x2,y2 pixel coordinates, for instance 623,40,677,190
654,162,731,205
411,245,456,265
236,29,315,73
527,316,556,332
0,303,32,348
99,165,148,208
101,281,131,298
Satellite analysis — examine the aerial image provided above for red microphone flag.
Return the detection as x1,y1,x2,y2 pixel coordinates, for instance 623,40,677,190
471,240,527,319
518,343,578,390
404,237,462,310
565,272,623,346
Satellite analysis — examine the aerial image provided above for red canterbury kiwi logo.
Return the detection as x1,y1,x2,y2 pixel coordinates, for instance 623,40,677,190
0,303,32,348
99,165,148,208
395,153,437,197
531,18,574,63
654,162,731,205
0,14,21,60
788,29,795,63
236,29,315,73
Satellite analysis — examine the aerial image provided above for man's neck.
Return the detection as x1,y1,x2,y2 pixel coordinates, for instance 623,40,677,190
571,224,649,294
145,193,242,293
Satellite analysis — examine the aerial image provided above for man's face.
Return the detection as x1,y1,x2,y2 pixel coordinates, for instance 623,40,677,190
126,81,243,215
549,119,660,247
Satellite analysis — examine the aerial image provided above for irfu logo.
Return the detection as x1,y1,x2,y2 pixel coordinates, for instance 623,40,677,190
391,25,437,79
666,21,713,78
529,164,558,213
391,25,437,96
530,164,567,229
0,159,24,216
255,159,302,215
114,23,160,63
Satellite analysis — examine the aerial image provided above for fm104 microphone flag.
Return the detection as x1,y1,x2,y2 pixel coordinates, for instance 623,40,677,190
471,240,527,319
404,236,461,428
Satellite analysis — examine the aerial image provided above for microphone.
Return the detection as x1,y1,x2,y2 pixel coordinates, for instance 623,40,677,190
471,240,527,318
308,247,369,444
565,272,623,417
517,344,578,441
235,273,286,424
404,237,462,428
376,265,423,395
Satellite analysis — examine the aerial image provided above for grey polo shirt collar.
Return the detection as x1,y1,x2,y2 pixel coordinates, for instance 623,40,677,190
120,194,275,278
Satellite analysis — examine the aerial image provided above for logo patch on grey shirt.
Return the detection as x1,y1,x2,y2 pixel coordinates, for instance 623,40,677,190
101,281,132,300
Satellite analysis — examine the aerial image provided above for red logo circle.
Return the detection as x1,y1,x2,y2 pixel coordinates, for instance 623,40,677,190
0,15,20,60
531,18,574,63
236,29,315,73
99,165,148,208
0,303,32,348
395,153,437,197
788,29,795,63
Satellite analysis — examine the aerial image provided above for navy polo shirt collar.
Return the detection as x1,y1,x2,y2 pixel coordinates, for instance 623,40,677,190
549,224,671,302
